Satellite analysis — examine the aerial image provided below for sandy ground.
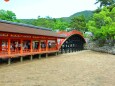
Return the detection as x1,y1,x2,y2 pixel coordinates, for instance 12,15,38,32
0,50,115,86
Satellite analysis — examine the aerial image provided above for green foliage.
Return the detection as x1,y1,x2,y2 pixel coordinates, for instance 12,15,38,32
53,19,69,31
70,15,87,32
32,17,69,31
19,19,35,25
62,10,93,22
32,17,54,29
87,7,115,41
95,0,115,7
0,9,19,22
19,11,93,31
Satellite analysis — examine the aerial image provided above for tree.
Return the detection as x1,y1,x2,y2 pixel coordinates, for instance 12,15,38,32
32,17,54,29
95,0,115,7
53,19,69,31
32,17,69,31
87,7,115,45
0,9,17,21
70,15,87,32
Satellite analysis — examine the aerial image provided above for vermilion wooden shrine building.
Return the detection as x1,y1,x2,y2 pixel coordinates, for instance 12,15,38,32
0,20,85,64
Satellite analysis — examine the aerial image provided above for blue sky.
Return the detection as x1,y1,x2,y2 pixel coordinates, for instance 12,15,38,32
0,0,99,19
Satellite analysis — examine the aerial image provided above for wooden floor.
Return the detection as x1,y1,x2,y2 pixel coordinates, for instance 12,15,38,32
0,50,59,59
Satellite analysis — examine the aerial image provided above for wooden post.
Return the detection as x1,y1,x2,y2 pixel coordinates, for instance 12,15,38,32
0,40,2,51
8,58,11,65
55,38,58,50
30,39,33,53
30,55,33,60
65,44,67,53
20,39,23,54
46,39,48,51
39,54,41,59
20,56,23,62
39,40,41,52
46,53,48,58
8,38,11,55
61,47,63,54
68,45,70,53
75,44,77,52
55,52,58,56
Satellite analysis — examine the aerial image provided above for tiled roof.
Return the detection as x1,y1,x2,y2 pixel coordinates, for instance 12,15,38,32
0,20,65,38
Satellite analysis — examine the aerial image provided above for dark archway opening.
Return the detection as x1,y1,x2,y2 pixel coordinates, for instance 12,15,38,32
60,34,85,53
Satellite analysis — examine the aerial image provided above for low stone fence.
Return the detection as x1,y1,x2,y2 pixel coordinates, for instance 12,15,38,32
85,42,115,55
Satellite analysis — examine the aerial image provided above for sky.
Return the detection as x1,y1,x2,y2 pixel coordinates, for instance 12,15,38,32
0,0,99,19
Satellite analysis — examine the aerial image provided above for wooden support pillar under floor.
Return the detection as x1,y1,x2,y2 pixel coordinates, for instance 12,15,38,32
69,45,71,53
61,48,63,54
30,55,33,60
8,58,11,65
20,56,23,62
38,54,41,59
46,53,48,58
55,52,58,56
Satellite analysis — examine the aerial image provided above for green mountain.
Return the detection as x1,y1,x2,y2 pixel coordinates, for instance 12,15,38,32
62,10,93,22
19,10,93,24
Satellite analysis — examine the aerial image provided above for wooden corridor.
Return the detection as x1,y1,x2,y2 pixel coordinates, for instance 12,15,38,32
0,20,86,64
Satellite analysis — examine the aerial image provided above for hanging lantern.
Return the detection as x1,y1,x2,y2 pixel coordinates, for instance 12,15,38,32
4,0,9,2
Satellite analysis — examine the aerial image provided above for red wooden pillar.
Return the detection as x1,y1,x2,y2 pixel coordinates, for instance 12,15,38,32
38,40,41,52
46,39,48,51
8,38,11,55
0,40,2,51
20,39,23,54
55,38,58,50
30,39,33,53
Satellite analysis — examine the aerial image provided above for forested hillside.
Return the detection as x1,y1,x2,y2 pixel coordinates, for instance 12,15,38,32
18,10,93,31
20,10,93,23
62,10,93,22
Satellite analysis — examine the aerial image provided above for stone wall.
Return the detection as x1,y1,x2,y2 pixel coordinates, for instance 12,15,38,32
85,40,115,55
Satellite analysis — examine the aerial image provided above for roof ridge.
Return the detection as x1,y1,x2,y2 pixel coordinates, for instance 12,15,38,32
0,20,52,31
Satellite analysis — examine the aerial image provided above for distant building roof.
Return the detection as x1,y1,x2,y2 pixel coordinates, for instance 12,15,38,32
0,20,66,38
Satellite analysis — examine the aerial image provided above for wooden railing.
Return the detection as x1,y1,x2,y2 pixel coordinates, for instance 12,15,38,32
48,47,57,51
0,47,58,58
23,49,31,53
